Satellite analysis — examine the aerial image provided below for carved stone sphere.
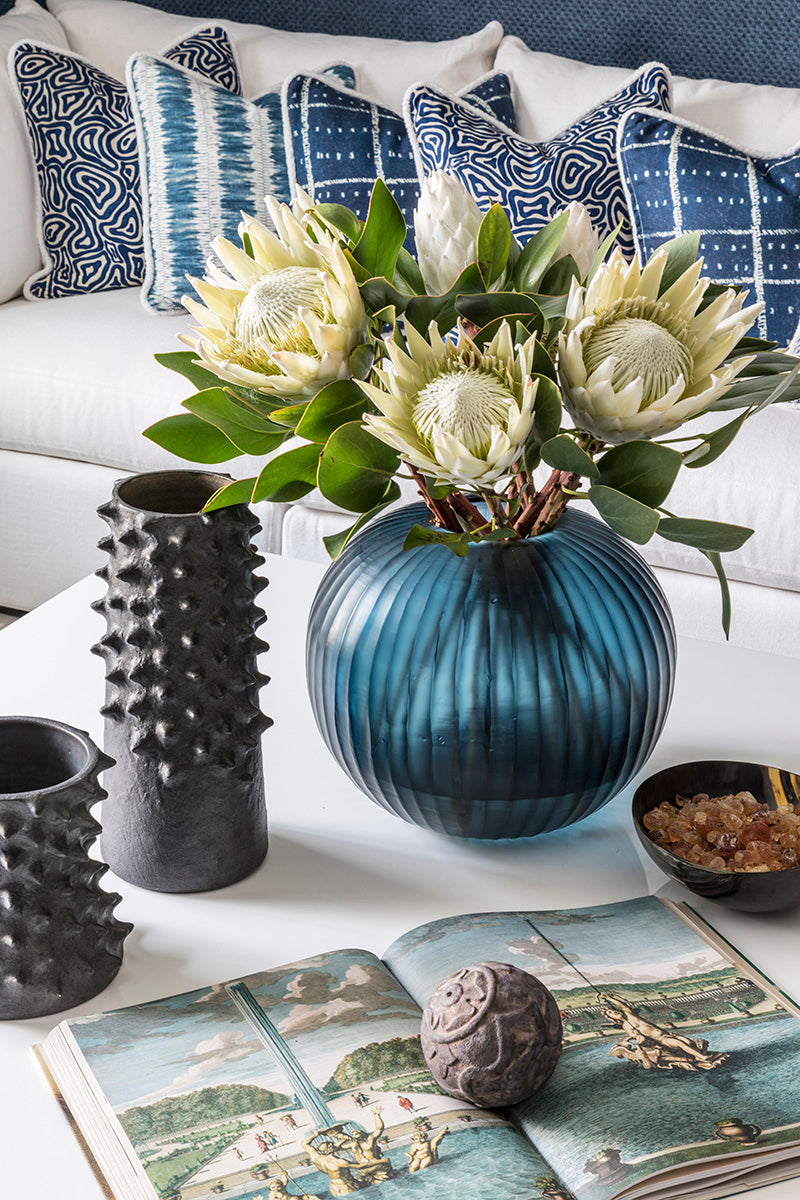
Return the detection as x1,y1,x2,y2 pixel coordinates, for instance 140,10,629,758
420,961,563,1107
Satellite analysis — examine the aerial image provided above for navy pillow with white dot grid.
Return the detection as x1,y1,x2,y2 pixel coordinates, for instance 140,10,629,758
283,71,516,251
618,109,800,349
405,63,670,260
129,60,355,314
12,28,241,300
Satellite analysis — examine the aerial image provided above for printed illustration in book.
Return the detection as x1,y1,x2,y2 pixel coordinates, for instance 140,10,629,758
46,897,800,1200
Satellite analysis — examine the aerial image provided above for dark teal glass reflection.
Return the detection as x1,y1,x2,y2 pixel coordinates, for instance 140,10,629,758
306,503,676,839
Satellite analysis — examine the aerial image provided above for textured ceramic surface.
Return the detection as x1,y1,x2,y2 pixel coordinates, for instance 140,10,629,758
633,759,800,912
0,716,131,1019
93,471,271,893
307,503,676,839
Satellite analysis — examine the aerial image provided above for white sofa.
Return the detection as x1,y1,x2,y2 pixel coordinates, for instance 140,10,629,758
2,0,799,659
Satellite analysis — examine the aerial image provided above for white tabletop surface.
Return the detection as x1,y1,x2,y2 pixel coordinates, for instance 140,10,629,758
2,554,800,1199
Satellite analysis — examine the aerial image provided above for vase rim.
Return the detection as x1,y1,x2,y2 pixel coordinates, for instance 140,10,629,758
0,716,103,800
114,470,234,517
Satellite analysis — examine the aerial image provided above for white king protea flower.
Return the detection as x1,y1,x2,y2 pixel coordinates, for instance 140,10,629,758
558,247,763,442
361,320,538,493
180,199,366,400
557,201,601,279
414,171,484,295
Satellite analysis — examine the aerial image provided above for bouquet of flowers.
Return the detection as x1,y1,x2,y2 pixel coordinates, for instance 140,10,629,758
146,173,799,633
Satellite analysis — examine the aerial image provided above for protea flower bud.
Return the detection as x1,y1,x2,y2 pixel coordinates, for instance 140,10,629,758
556,201,601,279
414,171,484,295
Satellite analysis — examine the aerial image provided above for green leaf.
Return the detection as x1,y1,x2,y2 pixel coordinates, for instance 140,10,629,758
475,526,518,542
683,410,750,468
360,276,411,317
656,232,701,296
588,485,660,543
511,210,569,294
183,388,287,455
315,202,363,245
597,441,683,506
531,338,558,382
751,355,800,413
532,375,563,445
251,443,321,503
350,343,375,380
267,401,310,430
403,263,485,336
403,525,469,556
702,550,732,639
657,517,753,553
394,246,425,295
477,204,511,289
541,434,600,479
295,379,371,444
586,222,622,283
455,290,544,330
143,413,243,463
537,255,580,298
154,351,224,394
353,180,406,280
317,422,400,512
203,477,256,512
323,484,401,558
242,230,255,259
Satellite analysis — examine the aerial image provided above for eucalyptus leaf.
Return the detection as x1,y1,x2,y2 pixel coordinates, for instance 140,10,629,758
323,484,401,558
541,434,600,479
403,525,469,556
350,343,375,380
143,413,243,463
203,476,256,512
266,401,310,431
657,232,701,296
532,376,563,445
183,388,287,455
477,204,511,289
702,550,732,638
353,180,406,281
657,517,753,552
251,443,321,503
597,441,682,507
317,422,400,512
295,379,371,444
154,351,225,394
588,485,660,543
682,410,749,468
511,209,569,294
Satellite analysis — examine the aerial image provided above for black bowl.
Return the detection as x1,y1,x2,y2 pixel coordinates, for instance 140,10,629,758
632,760,800,913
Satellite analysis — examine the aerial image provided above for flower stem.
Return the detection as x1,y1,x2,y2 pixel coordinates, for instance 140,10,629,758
407,465,462,533
448,491,488,532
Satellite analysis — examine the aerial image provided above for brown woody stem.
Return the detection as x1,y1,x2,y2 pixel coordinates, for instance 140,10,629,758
448,491,488,532
408,465,461,533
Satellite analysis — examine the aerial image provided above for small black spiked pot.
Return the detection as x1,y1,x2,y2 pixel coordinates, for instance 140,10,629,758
0,717,132,1020
92,471,271,893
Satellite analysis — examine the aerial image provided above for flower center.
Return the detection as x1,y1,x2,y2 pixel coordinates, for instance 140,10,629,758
412,367,515,457
234,267,330,357
583,297,693,409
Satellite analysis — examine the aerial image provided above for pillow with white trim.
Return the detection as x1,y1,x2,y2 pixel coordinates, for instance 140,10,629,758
128,57,355,314
283,70,516,251
11,26,240,300
618,108,800,350
405,63,671,259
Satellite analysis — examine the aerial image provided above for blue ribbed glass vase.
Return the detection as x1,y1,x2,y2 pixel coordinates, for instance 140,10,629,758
306,503,676,839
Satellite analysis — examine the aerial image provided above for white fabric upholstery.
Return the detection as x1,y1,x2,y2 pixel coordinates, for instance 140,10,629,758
47,0,503,108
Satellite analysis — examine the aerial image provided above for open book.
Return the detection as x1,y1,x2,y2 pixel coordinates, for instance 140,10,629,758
37,896,800,1200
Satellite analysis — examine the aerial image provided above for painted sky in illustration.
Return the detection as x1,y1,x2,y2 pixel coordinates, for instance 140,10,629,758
68,949,423,1111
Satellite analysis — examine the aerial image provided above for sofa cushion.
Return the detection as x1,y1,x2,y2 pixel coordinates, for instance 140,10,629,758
495,39,800,157
12,28,240,301
618,109,800,351
405,64,671,259
283,70,515,250
47,0,503,108
0,0,69,304
129,56,354,314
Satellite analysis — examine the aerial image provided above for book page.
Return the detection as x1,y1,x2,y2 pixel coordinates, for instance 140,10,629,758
51,947,552,1200
385,896,800,1200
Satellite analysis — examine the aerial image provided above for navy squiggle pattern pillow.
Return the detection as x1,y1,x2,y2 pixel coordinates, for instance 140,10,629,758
12,27,241,300
284,71,516,252
405,63,671,258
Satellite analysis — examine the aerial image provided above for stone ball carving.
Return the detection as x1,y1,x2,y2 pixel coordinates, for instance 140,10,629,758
420,961,563,1107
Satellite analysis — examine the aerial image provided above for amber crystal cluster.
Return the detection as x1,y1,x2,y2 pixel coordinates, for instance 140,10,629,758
644,791,800,872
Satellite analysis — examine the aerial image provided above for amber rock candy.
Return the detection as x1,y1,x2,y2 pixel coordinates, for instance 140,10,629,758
643,790,800,871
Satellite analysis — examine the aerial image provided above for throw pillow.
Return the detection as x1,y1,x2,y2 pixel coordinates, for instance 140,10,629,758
0,0,68,304
47,0,503,109
129,57,355,314
283,71,516,249
618,109,800,350
405,64,671,259
495,38,800,158
12,27,241,300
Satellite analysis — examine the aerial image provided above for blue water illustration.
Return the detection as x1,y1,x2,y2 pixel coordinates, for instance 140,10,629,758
516,1015,800,1199
235,1126,554,1199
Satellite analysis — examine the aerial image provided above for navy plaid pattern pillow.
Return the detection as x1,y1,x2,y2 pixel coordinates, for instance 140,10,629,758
283,71,516,250
618,109,800,350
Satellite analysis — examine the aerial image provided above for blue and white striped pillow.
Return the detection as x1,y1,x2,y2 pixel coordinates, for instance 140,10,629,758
283,71,516,252
128,57,355,314
405,63,671,259
12,28,240,300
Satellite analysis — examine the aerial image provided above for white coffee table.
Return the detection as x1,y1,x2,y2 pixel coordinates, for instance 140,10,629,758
2,554,800,1200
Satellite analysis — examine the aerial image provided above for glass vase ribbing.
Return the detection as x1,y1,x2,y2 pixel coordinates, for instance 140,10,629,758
306,503,676,839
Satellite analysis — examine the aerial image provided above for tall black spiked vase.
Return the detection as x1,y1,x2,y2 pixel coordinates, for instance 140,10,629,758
0,717,131,1019
92,471,271,893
